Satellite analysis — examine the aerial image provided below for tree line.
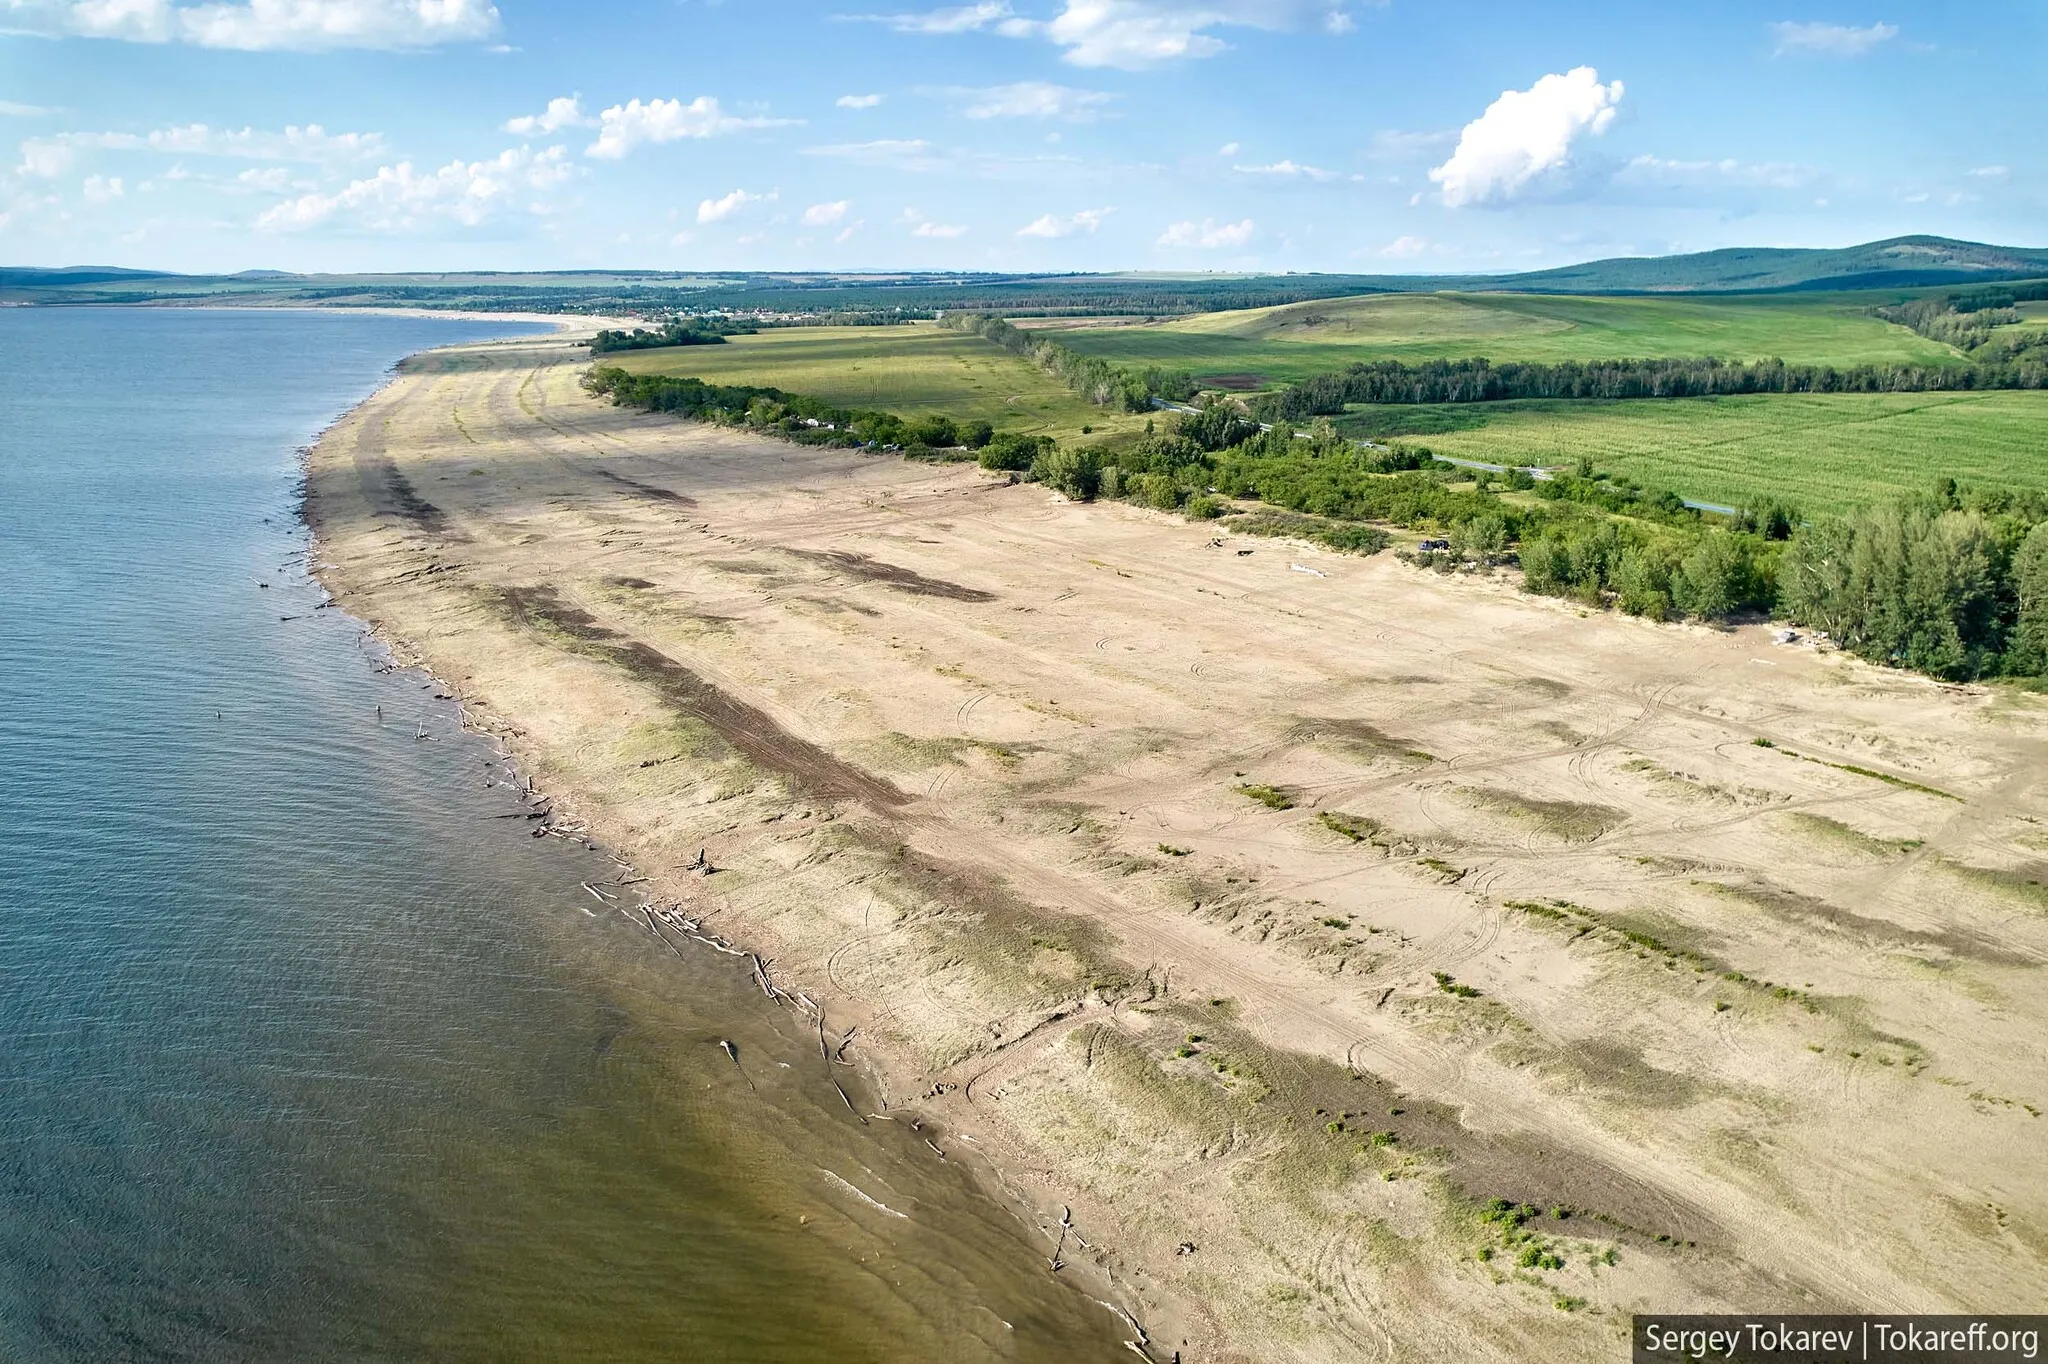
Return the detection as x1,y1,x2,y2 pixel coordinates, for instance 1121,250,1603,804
1875,280,2048,361
584,365,2048,683
1248,352,2048,422
938,312,1197,411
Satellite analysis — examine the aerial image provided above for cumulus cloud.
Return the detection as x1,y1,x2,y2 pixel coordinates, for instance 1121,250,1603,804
911,219,967,238
1157,216,1253,248
697,187,773,223
0,100,55,117
1216,141,1239,156
1018,206,1109,237
1234,158,1337,181
1769,20,1898,57
255,143,573,232
1429,66,1623,208
836,93,885,109
81,173,123,203
851,1,1355,69
950,81,1113,121
585,97,799,160
801,200,850,226
504,95,593,136
1,0,500,49
1379,234,1428,258
14,138,73,176
1967,165,2009,179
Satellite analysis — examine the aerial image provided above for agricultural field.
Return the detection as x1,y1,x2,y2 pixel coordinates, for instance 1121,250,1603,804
1038,290,1961,384
1336,390,2048,516
603,323,1148,443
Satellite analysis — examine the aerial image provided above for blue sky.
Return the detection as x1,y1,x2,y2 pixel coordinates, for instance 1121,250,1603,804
1,0,2039,274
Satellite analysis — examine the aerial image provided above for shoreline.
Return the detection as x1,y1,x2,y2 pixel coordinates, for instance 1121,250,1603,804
301,327,2048,1363
300,329,1180,1358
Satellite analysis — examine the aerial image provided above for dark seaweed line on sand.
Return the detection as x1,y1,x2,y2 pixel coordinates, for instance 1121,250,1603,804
786,550,996,604
495,585,907,810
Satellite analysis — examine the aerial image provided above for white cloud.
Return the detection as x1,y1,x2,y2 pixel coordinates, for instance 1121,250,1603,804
1429,66,1623,208
1967,165,2009,179
1037,0,1355,70
837,93,885,109
586,97,799,160
951,81,1113,121
802,138,944,171
1157,216,1253,248
1234,158,1337,181
234,165,293,190
15,139,73,176
1216,141,1239,156
835,219,863,242
1,0,501,49
853,0,1354,69
504,95,593,136
1620,154,1817,191
81,173,123,203
861,1,1018,33
1379,233,1427,258
255,144,574,232
911,219,967,237
1018,206,1109,237
1369,128,1454,160
1769,20,1898,57
697,187,773,223
20,123,384,167
802,199,850,226
0,101,54,117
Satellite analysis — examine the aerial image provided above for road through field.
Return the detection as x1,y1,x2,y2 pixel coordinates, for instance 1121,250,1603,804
310,334,2048,1364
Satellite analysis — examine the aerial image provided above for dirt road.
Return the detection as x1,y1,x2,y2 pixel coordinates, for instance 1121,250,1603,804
308,334,2048,1361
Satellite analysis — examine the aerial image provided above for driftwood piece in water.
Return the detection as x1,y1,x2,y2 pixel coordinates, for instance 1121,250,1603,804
831,1080,866,1124
719,1039,755,1092
642,906,685,958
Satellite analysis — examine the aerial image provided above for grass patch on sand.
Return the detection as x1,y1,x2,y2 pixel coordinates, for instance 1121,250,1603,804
1458,787,1626,842
1780,812,1922,858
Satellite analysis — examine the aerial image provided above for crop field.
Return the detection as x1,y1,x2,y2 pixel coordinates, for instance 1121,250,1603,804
1038,290,1960,384
603,324,1147,442
1336,390,2048,515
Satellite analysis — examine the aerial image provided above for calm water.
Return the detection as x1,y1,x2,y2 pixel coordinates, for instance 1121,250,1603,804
0,309,1124,1362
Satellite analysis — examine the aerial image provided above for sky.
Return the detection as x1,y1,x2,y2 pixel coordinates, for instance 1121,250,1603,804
0,0,2040,275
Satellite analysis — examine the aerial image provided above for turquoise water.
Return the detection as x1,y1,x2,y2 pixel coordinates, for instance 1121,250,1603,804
0,309,1123,1362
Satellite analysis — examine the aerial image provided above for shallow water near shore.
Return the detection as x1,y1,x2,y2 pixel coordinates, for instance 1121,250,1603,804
0,308,1126,1362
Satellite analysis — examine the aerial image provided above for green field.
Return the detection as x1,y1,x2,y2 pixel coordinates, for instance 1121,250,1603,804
604,324,1147,442
1039,291,1960,384
1335,391,2048,516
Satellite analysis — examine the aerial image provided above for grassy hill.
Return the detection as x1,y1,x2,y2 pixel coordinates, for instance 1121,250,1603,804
1038,290,1959,386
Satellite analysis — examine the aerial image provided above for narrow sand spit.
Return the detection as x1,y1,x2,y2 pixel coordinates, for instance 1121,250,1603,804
306,334,2048,1363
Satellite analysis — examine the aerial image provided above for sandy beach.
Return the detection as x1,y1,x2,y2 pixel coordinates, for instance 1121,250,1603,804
304,331,2048,1362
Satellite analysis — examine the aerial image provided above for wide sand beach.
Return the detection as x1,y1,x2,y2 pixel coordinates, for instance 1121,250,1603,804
305,328,2048,1361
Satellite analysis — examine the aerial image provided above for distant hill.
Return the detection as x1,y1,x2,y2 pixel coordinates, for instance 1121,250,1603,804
1488,236,2048,294
4,237,2045,314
